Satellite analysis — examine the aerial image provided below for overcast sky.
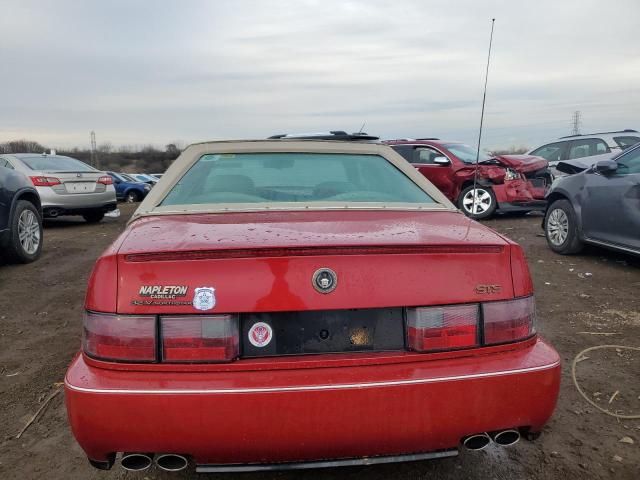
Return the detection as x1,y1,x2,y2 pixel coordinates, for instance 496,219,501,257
1,0,639,150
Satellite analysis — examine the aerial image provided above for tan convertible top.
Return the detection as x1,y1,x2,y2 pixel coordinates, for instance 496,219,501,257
130,140,457,223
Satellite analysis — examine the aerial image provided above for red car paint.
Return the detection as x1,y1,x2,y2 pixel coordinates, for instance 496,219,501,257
66,209,560,470
384,140,549,216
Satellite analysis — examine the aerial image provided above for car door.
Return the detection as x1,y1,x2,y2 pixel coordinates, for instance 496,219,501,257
581,147,640,250
409,147,456,199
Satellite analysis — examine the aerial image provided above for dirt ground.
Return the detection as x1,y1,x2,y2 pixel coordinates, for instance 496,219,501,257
0,204,638,479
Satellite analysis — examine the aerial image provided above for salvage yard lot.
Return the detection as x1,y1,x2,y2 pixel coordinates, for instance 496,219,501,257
0,204,638,479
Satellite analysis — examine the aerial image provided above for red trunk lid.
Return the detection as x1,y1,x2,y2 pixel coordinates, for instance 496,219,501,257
111,210,516,314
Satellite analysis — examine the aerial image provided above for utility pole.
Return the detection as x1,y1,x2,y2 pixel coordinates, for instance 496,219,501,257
570,111,582,136
90,131,98,168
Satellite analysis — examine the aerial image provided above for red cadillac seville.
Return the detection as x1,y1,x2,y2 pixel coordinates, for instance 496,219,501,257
64,140,560,473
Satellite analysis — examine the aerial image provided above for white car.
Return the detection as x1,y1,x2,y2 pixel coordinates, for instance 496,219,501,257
528,130,640,177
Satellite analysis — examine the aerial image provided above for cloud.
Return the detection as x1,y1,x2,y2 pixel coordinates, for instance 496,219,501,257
1,0,638,149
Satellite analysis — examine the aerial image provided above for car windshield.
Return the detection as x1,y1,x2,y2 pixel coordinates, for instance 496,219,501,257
120,173,137,182
441,144,491,164
161,153,435,205
20,156,95,172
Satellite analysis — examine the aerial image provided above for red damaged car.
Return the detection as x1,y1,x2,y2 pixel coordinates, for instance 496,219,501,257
65,140,560,473
385,139,550,219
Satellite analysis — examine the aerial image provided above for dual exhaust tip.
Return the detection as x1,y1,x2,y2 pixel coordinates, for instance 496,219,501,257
462,429,520,451
121,453,188,472
119,430,520,470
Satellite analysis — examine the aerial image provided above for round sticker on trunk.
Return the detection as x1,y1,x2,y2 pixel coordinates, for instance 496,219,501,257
248,322,273,347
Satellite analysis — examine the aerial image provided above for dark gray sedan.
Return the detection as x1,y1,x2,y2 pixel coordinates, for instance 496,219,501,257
543,143,640,256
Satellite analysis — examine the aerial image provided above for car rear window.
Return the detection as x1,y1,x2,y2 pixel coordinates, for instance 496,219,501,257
161,153,435,205
20,156,95,172
613,136,640,149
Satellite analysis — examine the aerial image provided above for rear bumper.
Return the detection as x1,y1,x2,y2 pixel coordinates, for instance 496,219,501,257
43,201,117,217
65,338,560,468
38,187,116,211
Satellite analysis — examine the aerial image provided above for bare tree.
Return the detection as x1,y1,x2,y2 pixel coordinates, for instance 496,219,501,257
0,139,48,153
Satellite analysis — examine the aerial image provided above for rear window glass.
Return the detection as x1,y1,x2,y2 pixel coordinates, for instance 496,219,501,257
20,156,95,172
613,136,640,149
161,153,435,205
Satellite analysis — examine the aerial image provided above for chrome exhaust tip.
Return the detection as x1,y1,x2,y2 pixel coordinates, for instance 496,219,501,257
492,429,521,446
462,433,491,451
121,452,153,471
156,453,188,472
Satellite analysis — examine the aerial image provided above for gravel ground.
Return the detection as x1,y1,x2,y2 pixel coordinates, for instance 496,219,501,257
0,205,638,479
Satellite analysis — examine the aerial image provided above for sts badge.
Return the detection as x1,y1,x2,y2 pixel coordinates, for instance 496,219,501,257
192,287,216,311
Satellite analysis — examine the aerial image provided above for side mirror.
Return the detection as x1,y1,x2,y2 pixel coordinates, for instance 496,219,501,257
594,160,618,175
432,155,450,165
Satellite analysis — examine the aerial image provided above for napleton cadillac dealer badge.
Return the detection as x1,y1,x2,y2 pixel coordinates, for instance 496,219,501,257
131,285,192,306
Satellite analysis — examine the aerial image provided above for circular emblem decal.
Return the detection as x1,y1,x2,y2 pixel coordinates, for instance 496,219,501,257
312,268,338,294
248,322,273,347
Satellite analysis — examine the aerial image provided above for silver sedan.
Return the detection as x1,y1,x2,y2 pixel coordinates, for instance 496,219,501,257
0,153,117,223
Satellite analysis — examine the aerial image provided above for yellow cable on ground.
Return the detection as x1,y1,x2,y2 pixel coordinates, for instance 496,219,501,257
571,345,640,420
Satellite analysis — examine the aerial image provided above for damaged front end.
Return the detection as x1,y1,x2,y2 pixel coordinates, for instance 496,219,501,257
456,155,550,212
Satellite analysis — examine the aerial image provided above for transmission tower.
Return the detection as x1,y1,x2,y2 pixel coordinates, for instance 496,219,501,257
90,131,97,168
570,111,582,136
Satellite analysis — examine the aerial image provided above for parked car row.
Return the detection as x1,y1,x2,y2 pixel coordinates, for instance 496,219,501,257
0,152,165,264
268,131,639,258
107,172,152,203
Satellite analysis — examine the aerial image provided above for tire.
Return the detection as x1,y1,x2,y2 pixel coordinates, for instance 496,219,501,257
544,199,583,254
458,185,497,219
82,211,104,223
4,200,43,264
125,191,140,203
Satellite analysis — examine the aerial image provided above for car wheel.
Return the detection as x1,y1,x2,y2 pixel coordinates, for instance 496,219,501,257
458,185,497,219
544,199,583,254
5,200,43,263
82,211,105,223
125,191,140,203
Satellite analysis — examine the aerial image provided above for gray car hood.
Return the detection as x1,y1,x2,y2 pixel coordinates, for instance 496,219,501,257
556,152,615,175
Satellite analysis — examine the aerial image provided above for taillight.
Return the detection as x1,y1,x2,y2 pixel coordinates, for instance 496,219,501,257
406,304,479,352
483,296,536,345
83,312,156,362
161,315,239,362
97,175,113,185
30,176,61,187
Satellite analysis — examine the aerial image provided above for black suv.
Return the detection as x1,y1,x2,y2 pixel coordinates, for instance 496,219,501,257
0,159,43,263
